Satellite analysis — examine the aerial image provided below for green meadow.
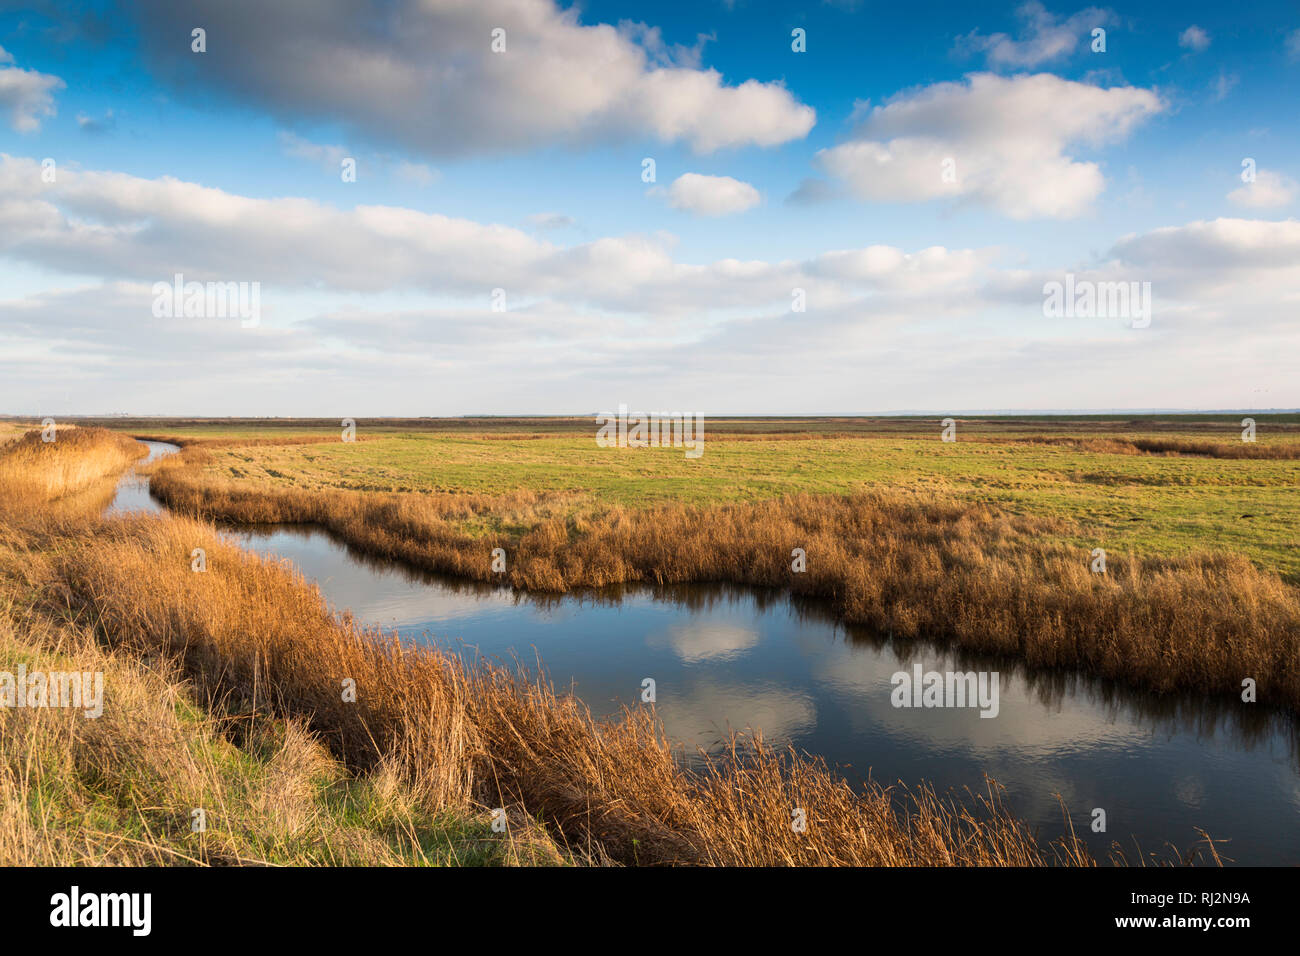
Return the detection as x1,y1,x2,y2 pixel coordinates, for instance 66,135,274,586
90,415,1300,583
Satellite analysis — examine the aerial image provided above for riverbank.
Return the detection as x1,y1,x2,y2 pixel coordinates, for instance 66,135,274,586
0,430,573,865
0,428,1101,866
143,429,1300,712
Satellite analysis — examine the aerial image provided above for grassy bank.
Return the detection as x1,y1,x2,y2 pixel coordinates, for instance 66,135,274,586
0,428,569,865
146,436,1300,711
122,417,1300,581
45,513,1094,865
1,426,1110,866
0,601,562,865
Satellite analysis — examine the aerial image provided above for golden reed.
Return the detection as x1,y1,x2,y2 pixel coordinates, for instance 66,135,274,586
149,443,1300,710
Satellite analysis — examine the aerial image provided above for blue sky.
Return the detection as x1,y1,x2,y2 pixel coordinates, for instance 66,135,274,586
1,1,1297,414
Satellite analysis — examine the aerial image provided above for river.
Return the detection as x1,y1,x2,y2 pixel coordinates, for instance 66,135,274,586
107,440,1300,864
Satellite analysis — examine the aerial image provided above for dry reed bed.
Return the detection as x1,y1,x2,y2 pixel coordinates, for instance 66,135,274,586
132,433,360,450
150,448,1300,710
0,427,144,505
40,514,1094,866
0,428,1212,864
1000,435,1300,459
0,540,572,866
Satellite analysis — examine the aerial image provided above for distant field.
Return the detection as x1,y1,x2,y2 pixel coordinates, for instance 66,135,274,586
30,414,1292,582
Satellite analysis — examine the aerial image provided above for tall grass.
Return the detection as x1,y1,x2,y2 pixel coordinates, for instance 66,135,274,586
0,427,144,510
150,448,1300,710
0,591,572,866
35,513,1099,866
0,429,1225,865
1002,435,1300,459
1128,437,1300,459
0,425,574,867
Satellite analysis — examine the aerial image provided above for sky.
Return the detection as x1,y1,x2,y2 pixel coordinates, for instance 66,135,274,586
0,0,1297,416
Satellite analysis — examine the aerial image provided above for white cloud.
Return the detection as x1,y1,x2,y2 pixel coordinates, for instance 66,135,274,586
0,45,63,132
0,154,985,316
4,215,1299,414
1227,170,1298,209
2,153,1296,416
1111,217,1300,276
659,173,761,216
649,624,759,663
1178,25,1210,52
988,218,1300,324
1288,28,1300,61
656,680,816,751
1099,217,1300,327
1211,70,1239,103
132,0,814,156
955,3,1114,68
815,73,1164,219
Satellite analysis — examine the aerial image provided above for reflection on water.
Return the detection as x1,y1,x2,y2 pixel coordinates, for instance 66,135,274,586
111,441,1300,864
105,440,176,517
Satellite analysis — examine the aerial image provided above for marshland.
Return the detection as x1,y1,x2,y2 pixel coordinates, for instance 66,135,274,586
1,415,1295,865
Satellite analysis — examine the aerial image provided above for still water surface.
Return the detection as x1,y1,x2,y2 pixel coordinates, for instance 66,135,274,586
110,441,1300,864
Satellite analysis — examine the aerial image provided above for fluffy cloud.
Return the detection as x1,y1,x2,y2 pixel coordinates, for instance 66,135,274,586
8,154,1295,323
1227,170,1298,209
987,217,1300,315
0,45,63,132
815,73,1164,219
131,0,814,156
1178,26,1211,52
1110,217,1300,278
655,680,816,751
2,153,1296,415
659,173,761,216
955,3,1114,68
0,154,982,315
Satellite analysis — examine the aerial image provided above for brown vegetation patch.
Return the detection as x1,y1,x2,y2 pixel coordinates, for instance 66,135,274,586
37,514,1097,866
0,428,144,512
998,435,1300,459
148,450,1300,710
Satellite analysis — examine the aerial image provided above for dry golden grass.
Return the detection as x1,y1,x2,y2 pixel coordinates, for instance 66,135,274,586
150,447,1300,710
0,427,144,510
0,427,1237,865
0,610,574,865
0,430,575,866
0,525,576,867
29,512,1098,866
1001,435,1300,459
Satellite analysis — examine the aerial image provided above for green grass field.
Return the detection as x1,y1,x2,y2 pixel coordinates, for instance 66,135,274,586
54,414,1297,583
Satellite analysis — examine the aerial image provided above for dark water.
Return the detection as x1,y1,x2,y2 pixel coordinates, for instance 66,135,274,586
110,441,1300,864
